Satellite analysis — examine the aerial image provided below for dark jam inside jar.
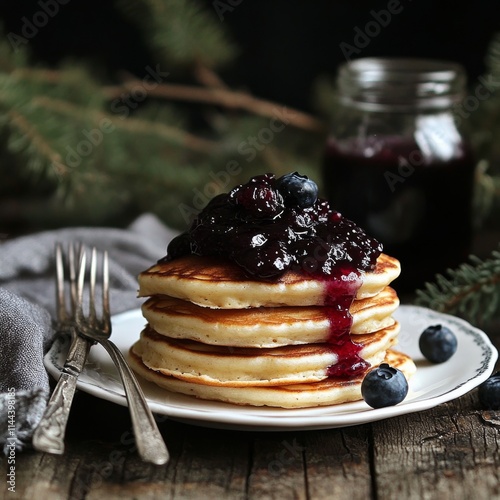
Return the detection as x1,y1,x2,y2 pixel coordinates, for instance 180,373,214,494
323,137,475,292
161,172,384,379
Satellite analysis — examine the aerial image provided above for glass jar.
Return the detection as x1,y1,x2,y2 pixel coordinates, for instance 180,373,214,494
322,58,476,293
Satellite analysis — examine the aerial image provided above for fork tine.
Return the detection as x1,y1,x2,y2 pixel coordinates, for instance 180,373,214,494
76,249,87,323
69,243,85,315
89,247,97,324
68,243,75,278
102,250,111,332
55,243,66,323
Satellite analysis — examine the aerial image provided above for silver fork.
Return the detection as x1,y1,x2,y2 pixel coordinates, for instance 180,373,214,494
33,243,92,454
75,247,169,465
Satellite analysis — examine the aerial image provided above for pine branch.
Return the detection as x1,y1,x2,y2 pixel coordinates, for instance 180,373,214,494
414,249,500,325
103,79,326,133
193,62,229,89
10,67,63,85
7,108,70,179
473,159,500,227
0,31,28,72
0,2,326,232
115,0,237,68
31,96,218,154
8,65,325,133
4,64,104,104
0,59,106,189
485,32,500,82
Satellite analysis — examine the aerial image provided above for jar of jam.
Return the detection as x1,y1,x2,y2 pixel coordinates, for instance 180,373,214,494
322,58,476,293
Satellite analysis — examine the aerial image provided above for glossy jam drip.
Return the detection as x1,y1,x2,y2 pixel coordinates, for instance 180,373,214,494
323,267,369,379
162,173,383,281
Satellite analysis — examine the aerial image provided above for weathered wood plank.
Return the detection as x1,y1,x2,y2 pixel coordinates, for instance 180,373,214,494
2,450,73,500
303,426,373,500
372,392,500,500
162,425,249,500
247,432,308,500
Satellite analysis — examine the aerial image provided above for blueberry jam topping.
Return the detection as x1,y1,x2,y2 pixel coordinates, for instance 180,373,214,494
163,172,382,280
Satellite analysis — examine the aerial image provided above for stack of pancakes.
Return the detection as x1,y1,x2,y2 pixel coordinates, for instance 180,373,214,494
129,252,416,409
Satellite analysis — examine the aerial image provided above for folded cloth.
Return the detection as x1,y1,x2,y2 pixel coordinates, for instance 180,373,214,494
0,213,177,452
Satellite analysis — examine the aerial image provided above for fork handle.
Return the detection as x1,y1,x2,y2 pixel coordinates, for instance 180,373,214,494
32,371,80,454
100,339,169,465
33,335,90,454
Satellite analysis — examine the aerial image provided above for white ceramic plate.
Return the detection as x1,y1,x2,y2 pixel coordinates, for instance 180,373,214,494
45,305,498,431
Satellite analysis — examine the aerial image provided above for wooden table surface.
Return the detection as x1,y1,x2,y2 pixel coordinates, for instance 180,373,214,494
2,325,499,500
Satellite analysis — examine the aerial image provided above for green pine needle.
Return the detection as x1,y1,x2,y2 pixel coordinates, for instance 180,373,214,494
116,0,237,68
485,32,500,82
414,249,500,325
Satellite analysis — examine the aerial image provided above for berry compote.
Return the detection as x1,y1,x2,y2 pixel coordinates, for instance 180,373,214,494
163,172,382,280
161,172,383,379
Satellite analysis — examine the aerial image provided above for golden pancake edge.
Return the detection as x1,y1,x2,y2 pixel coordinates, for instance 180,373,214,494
133,321,400,386
141,286,399,347
138,253,401,309
128,346,416,409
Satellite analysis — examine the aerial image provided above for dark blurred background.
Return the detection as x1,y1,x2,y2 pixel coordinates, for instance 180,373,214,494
0,0,498,111
0,0,499,239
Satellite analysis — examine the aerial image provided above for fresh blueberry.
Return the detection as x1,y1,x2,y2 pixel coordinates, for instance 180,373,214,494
276,172,318,208
478,371,500,410
419,324,457,363
361,363,409,408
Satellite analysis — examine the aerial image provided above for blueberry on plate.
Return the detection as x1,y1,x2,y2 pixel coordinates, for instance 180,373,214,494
275,172,318,208
361,363,409,408
419,324,457,363
478,371,500,410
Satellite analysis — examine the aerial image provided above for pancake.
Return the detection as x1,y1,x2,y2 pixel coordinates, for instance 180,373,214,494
133,172,413,409
128,346,416,408
137,253,400,309
134,321,399,386
141,287,399,348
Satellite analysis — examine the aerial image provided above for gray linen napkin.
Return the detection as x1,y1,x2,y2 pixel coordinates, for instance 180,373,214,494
0,213,177,452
